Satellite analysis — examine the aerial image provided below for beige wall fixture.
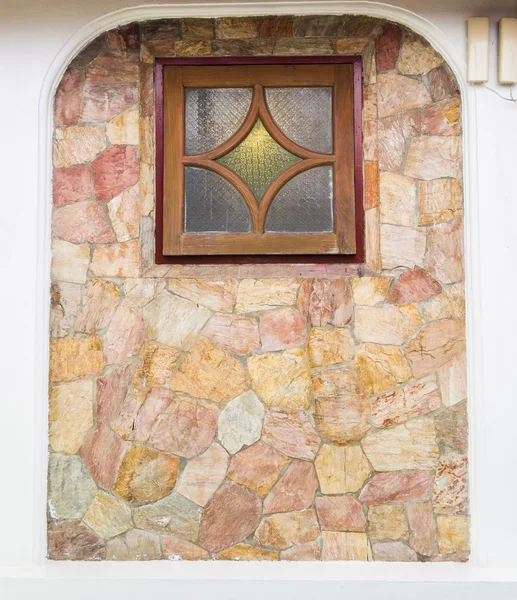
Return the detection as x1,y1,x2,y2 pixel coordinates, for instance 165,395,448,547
467,17,490,83
499,18,517,84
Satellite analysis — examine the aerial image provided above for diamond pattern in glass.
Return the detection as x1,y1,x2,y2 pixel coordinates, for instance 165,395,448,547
265,87,333,154
184,167,252,233
217,119,301,202
185,88,253,155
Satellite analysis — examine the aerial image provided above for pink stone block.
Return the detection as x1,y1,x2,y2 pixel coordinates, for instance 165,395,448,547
359,471,434,506
96,363,134,425
375,23,403,71
81,85,139,122
259,307,307,351
54,68,85,127
263,461,318,513
81,422,125,489
53,166,92,207
315,495,366,532
92,146,139,201
387,269,442,304
53,201,115,244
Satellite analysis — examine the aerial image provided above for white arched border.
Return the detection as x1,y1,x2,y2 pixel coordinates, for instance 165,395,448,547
35,1,487,580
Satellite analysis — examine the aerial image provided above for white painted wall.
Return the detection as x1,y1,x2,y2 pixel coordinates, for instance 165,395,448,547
0,1,516,597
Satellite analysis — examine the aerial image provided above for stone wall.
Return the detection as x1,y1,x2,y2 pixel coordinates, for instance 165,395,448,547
48,15,467,562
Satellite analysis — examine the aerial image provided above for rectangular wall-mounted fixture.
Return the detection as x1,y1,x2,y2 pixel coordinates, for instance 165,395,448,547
499,18,517,84
468,17,490,83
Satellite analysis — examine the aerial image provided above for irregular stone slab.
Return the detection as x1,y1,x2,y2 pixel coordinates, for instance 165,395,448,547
312,368,370,444
149,396,218,459
262,408,320,460
182,17,216,40
259,307,307,351
315,444,371,494
53,126,107,168
123,279,166,309
177,443,229,506
54,68,84,127
371,541,417,562
133,492,202,540
81,422,126,489
48,454,97,520
297,279,353,327
86,51,139,85
405,136,461,181
49,380,93,453
380,224,427,270
255,510,319,550
235,279,300,312
398,33,443,75
436,352,467,409
353,344,412,396
371,374,442,428
75,278,120,334
218,391,265,455
418,178,462,226
354,304,422,345
171,337,248,403
50,282,82,338
437,515,469,554
133,342,180,388
379,173,416,227
49,336,103,382
322,531,368,561
375,23,403,71
168,279,237,313
429,64,460,102
54,201,109,245
248,349,311,409
106,529,161,560
113,446,179,504
359,471,434,506
368,505,408,540
407,502,437,556
351,277,391,306
425,219,464,284
435,401,468,455
216,543,279,561
378,116,405,172
163,536,209,560
400,108,422,138
316,496,366,532
122,387,173,443
103,302,145,365
433,453,468,515
199,480,262,553
90,241,140,278
307,327,355,368
81,84,139,122
107,23,140,51
280,542,321,561
107,185,140,242
377,74,431,118
423,282,465,322
216,16,257,38
335,38,369,54
96,364,133,425
106,108,139,146
202,313,260,356
227,442,290,495
143,292,211,350
361,417,439,471
406,319,466,378
387,270,442,304
53,166,92,208
424,97,461,136
47,520,105,561
83,491,132,539
92,146,139,202
263,461,318,513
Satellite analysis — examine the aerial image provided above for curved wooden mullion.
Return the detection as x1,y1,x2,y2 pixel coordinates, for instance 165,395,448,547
182,158,260,233
258,158,334,231
185,85,261,162
256,86,335,161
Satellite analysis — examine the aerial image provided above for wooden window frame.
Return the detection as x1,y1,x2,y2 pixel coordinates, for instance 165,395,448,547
155,56,364,264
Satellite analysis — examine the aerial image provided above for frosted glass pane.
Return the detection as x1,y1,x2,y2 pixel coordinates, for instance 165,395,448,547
265,166,333,233
265,87,333,154
185,167,252,233
185,88,253,155
217,119,301,201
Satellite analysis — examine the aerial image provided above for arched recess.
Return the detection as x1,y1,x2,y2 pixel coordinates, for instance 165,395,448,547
37,2,483,568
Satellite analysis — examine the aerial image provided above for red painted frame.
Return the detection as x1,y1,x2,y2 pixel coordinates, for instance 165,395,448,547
154,56,364,265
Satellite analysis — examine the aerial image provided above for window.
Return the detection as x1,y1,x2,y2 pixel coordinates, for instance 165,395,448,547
155,57,363,263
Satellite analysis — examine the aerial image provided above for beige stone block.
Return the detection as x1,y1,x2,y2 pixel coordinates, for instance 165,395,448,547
351,277,392,306
368,505,408,540
51,240,90,284
437,515,469,554
49,380,93,454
